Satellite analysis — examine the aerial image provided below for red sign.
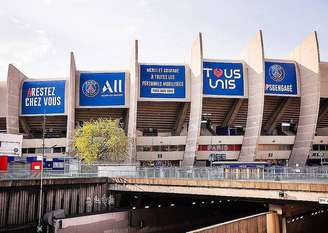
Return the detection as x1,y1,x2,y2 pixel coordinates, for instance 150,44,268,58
0,155,8,171
31,161,43,171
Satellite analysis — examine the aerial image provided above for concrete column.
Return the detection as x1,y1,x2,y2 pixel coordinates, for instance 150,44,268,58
66,52,77,156
289,32,320,167
127,40,138,162
6,64,28,134
269,203,284,233
239,31,265,161
281,216,287,233
182,33,203,167
266,212,281,233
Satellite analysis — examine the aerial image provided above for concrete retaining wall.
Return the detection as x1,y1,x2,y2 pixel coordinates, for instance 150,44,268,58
187,212,279,233
57,211,129,233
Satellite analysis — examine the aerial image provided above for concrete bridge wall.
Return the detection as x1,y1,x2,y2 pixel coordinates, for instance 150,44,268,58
109,177,328,203
188,212,280,233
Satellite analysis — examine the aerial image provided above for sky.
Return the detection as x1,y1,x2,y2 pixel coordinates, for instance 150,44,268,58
0,0,327,80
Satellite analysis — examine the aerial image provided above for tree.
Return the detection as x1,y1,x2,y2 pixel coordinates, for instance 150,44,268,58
74,119,129,163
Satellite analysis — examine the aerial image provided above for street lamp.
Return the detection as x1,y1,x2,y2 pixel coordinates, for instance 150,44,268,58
37,111,46,233
320,151,324,166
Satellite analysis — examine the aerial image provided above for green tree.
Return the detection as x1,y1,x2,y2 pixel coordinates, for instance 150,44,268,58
74,119,129,163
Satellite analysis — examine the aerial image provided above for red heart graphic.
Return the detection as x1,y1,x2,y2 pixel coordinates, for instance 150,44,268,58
213,68,223,78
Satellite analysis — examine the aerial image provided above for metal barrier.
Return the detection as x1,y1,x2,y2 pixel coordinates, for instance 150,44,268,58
1,165,328,182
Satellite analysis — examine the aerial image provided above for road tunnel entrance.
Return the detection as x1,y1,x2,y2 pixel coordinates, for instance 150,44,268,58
115,192,268,233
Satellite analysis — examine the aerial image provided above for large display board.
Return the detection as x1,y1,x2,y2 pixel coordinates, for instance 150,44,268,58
79,72,125,106
265,61,298,96
21,80,66,115
139,64,186,99
203,61,244,96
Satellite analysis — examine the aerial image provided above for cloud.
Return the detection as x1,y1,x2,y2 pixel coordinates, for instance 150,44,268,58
42,0,89,5
42,0,53,5
71,0,90,2
0,15,54,79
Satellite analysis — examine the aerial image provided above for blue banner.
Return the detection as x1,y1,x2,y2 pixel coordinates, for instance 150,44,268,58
203,61,244,96
79,72,125,106
21,80,65,115
140,64,186,98
265,61,298,95
52,158,64,170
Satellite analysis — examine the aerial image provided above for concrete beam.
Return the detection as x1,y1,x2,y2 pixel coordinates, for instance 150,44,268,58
6,64,28,134
222,99,244,127
320,62,328,97
127,40,138,163
239,31,265,161
124,109,129,135
317,99,328,124
110,177,328,203
19,117,32,137
289,32,321,167
264,98,292,134
172,102,189,136
66,52,77,156
206,123,216,136
182,33,203,167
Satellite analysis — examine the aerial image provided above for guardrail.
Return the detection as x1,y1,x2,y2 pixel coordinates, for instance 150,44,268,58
104,167,328,182
1,165,328,182
0,170,99,180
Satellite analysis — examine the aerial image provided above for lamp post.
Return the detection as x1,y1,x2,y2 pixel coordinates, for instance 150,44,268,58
320,151,324,167
37,111,46,233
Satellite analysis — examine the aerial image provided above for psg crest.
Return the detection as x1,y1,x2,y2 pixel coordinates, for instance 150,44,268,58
269,64,285,82
82,80,99,97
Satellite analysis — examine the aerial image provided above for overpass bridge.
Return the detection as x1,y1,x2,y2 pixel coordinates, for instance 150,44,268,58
107,167,328,203
106,167,328,233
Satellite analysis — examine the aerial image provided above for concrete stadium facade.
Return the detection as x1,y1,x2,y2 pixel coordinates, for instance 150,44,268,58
1,31,328,167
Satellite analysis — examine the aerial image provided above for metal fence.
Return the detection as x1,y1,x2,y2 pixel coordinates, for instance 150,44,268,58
100,166,328,182
1,165,328,182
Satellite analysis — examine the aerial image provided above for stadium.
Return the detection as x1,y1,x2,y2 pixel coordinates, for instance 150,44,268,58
0,31,327,168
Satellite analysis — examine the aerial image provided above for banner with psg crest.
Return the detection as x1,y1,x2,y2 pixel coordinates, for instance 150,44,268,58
79,72,125,107
264,61,298,96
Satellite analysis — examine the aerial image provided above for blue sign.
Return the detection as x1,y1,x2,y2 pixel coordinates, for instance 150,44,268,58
52,158,64,171
79,72,125,106
203,61,244,96
265,61,298,95
21,80,65,115
140,64,186,98
43,159,53,169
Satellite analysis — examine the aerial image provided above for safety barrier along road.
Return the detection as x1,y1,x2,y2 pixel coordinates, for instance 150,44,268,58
1,166,328,183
